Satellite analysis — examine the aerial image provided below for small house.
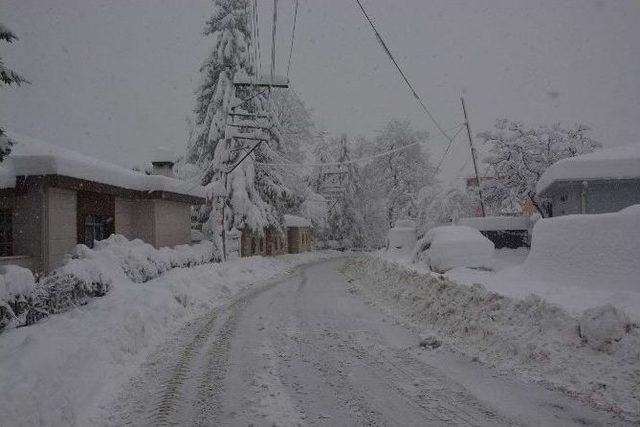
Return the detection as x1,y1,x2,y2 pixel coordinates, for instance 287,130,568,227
536,145,640,216
284,215,313,254
0,133,206,273
239,226,287,257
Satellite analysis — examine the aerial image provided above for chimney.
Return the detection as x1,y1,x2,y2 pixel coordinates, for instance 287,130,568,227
151,147,175,178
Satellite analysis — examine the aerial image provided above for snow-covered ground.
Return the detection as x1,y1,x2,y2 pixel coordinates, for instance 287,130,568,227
0,250,338,427
342,255,639,422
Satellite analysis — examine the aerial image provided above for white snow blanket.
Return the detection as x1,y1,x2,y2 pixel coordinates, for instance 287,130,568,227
0,132,205,198
386,226,417,262
0,250,339,426
536,144,640,194
521,206,640,293
417,225,494,273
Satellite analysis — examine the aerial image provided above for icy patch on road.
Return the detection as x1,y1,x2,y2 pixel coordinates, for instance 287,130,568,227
341,256,640,422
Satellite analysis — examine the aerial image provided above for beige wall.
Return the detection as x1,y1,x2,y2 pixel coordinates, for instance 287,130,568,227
46,187,77,271
153,200,191,248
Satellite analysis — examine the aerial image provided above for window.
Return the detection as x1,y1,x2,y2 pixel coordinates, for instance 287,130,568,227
0,209,12,256
83,215,113,248
559,194,568,203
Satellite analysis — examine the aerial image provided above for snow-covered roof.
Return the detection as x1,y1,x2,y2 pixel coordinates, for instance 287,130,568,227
0,132,205,200
536,145,640,195
458,216,530,231
284,214,311,228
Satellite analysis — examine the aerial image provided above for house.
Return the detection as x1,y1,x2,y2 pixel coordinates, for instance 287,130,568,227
285,215,313,254
536,145,640,216
239,226,287,257
0,133,206,273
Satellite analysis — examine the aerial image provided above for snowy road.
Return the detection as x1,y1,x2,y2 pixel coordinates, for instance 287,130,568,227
102,259,618,426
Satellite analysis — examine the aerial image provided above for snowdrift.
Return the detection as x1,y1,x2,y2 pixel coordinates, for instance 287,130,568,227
386,226,417,262
522,206,640,293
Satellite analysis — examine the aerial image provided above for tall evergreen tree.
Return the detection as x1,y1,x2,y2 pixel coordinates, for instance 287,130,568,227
188,0,292,238
0,23,30,161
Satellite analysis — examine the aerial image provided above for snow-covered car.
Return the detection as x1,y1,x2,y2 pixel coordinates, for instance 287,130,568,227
416,225,494,273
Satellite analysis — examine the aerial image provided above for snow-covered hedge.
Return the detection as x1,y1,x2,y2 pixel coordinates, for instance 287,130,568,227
0,235,220,332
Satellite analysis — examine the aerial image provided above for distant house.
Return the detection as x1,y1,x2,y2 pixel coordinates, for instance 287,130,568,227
0,133,206,273
536,145,640,217
284,215,313,254
238,215,313,257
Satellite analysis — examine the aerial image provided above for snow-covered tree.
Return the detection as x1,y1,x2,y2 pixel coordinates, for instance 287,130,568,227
365,119,435,227
187,0,293,239
325,135,365,248
478,119,601,215
417,186,478,236
1,23,30,161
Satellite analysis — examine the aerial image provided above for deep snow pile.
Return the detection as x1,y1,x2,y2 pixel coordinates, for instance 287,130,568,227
385,224,417,262
341,256,639,421
0,250,339,426
520,206,640,293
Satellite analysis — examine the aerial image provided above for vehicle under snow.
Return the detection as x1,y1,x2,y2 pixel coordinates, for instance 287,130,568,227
416,225,494,273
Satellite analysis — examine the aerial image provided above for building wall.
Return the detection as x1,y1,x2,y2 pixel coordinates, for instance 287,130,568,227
13,189,45,272
548,179,640,216
153,200,191,248
114,197,154,243
287,226,313,254
46,187,77,271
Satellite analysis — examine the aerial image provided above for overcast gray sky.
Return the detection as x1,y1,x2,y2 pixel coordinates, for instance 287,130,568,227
1,0,639,186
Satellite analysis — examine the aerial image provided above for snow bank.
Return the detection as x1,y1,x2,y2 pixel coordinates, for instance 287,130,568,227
417,225,494,273
341,256,640,420
521,206,640,293
284,214,311,228
0,132,205,198
0,250,339,426
536,144,640,195
0,265,35,300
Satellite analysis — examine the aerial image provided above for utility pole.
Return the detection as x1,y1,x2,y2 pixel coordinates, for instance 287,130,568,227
461,96,486,217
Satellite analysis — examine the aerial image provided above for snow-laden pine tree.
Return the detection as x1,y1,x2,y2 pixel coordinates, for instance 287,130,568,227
0,23,29,161
477,119,601,215
187,0,293,240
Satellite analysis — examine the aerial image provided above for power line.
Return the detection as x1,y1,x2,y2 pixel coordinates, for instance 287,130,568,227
434,124,466,175
286,0,299,78
353,0,453,144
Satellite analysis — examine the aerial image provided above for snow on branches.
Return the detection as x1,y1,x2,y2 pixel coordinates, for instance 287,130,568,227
477,119,601,214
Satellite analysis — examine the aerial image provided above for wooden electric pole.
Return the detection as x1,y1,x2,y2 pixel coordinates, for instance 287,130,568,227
461,96,486,217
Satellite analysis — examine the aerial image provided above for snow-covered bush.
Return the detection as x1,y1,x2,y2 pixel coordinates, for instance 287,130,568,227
0,235,219,332
0,265,35,330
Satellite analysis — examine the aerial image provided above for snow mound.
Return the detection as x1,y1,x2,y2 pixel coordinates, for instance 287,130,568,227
579,305,632,352
522,206,640,293
417,225,494,272
536,144,640,195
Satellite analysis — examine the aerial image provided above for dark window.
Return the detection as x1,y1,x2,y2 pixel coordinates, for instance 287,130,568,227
0,209,12,256
83,215,113,248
